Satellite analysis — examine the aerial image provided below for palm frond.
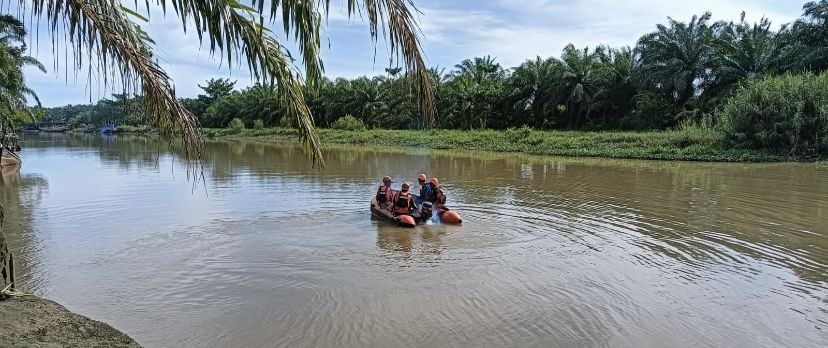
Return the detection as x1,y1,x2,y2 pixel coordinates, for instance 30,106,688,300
20,55,46,73
8,0,435,170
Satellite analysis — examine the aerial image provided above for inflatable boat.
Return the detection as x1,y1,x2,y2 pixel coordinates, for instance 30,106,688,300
370,197,418,227
371,196,463,227
418,201,463,224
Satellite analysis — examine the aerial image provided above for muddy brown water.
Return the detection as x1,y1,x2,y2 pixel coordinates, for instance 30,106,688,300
1,132,826,347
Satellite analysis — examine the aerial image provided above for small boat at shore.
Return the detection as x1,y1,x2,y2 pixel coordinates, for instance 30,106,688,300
0,155,19,167
100,122,118,134
1,148,21,167
1,135,22,167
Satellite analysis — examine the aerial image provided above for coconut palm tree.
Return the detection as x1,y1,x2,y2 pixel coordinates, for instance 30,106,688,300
12,0,435,170
0,13,47,293
553,44,609,128
705,14,785,106
452,56,506,83
789,0,828,72
588,47,639,127
344,77,389,127
637,12,716,108
444,57,507,129
508,56,561,128
0,0,436,292
0,15,45,135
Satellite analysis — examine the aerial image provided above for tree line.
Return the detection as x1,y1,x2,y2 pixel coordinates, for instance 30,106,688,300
42,3,828,141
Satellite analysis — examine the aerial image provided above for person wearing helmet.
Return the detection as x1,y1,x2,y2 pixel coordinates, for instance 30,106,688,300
430,178,447,210
416,173,433,203
376,176,394,210
392,182,415,216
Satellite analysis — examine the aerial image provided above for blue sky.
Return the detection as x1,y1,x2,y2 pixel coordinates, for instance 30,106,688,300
25,0,806,107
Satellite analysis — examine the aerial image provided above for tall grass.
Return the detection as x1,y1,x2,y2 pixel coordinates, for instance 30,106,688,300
719,73,828,157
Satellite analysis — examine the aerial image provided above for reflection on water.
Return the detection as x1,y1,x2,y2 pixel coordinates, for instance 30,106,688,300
1,132,827,347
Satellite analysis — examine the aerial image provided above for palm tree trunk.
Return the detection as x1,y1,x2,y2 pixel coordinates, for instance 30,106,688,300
532,101,545,128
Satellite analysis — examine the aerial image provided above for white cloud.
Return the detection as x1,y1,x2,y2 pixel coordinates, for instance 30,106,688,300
410,0,803,70
23,0,807,106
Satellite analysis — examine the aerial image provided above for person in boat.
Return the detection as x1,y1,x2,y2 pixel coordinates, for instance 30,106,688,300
392,182,415,216
430,178,447,211
416,173,433,203
376,176,394,210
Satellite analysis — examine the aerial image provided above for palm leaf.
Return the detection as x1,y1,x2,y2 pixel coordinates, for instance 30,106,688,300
14,0,435,171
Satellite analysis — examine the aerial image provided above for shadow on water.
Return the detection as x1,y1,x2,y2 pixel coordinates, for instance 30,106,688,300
2,132,827,347
0,165,49,291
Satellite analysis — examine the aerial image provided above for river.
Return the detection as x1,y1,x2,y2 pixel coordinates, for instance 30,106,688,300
1,132,826,347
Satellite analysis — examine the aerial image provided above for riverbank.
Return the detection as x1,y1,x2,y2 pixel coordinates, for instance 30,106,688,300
0,295,140,347
203,127,810,162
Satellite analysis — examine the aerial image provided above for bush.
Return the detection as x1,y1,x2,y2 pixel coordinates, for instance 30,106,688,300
253,119,265,130
504,125,533,142
331,115,366,131
719,73,828,156
228,118,245,132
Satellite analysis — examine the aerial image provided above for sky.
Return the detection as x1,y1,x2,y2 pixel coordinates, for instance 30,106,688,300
23,0,807,107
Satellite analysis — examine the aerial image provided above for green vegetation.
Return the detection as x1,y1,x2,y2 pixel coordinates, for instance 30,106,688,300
40,2,828,159
253,119,265,130
227,118,246,133
202,126,804,162
3,0,433,294
331,115,366,131
17,0,437,167
720,73,828,157
0,15,44,134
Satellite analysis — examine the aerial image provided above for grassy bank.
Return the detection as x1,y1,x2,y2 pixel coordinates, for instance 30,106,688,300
202,126,812,162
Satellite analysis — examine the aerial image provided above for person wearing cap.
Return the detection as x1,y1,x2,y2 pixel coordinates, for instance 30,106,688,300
376,176,394,210
392,182,415,216
416,173,433,204
430,178,447,210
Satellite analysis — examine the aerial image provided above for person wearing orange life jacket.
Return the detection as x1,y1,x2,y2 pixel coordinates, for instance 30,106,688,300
392,182,415,216
376,176,394,210
430,178,447,210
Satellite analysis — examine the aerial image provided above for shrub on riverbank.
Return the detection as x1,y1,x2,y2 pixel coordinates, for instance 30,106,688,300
228,118,245,132
253,119,265,130
331,115,366,131
719,73,828,156
203,126,802,162
117,125,150,133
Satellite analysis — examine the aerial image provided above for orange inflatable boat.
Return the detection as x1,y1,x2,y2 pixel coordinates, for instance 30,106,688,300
419,201,463,224
371,196,463,227
370,198,418,227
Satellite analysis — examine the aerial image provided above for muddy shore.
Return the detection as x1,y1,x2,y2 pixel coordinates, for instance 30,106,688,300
0,295,140,347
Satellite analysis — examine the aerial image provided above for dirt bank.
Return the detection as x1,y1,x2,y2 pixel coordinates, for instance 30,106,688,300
0,295,140,348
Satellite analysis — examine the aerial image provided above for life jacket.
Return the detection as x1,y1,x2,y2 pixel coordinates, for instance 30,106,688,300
394,191,412,215
376,185,391,204
421,202,433,217
433,187,446,206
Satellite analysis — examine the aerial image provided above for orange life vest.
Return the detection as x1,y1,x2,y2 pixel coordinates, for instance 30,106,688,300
433,187,446,206
376,185,391,205
393,191,412,215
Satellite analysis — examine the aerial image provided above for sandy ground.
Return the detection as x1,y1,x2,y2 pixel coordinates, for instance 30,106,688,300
0,295,140,348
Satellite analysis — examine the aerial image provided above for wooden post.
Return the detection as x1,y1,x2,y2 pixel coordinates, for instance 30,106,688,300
8,252,14,291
